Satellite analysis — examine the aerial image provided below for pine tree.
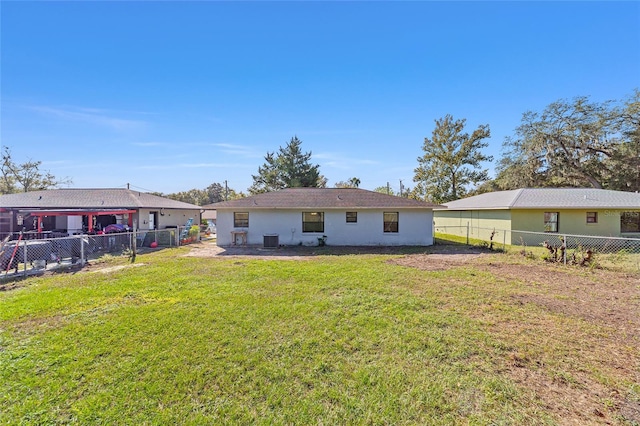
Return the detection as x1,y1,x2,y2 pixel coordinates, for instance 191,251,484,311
249,136,323,194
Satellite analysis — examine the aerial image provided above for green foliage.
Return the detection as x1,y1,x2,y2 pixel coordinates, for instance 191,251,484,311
373,186,395,195
413,115,492,203
1,147,72,194
249,136,324,194
492,89,640,192
334,177,361,188
188,225,200,237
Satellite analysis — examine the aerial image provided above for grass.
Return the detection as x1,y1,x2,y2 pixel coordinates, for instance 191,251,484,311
0,247,636,424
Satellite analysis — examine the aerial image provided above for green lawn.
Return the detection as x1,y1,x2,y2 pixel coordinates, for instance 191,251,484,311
0,247,637,424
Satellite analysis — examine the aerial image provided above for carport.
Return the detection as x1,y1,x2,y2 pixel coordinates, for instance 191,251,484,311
23,209,136,233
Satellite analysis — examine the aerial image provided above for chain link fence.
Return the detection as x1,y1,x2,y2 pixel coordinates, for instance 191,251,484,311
435,224,640,269
0,226,200,280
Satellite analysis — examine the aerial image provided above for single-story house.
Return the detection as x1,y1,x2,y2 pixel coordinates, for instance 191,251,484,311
0,188,202,237
434,188,640,243
210,187,443,247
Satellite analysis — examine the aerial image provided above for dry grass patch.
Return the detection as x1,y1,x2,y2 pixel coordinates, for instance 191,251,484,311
390,251,640,425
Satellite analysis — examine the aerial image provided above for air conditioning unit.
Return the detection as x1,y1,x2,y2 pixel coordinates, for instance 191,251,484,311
263,234,279,248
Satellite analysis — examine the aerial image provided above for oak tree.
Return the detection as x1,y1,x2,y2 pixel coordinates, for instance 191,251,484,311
0,147,71,194
495,90,640,191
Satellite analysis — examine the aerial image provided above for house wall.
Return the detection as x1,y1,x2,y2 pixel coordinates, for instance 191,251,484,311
511,209,640,238
66,216,83,234
433,209,512,242
135,209,201,231
216,208,434,246
436,208,640,245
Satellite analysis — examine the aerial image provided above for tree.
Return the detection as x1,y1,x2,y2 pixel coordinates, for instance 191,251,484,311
373,185,395,195
413,115,492,203
495,91,640,191
610,90,640,191
163,182,243,205
249,136,324,194
334,177,361,188
1,147,71,194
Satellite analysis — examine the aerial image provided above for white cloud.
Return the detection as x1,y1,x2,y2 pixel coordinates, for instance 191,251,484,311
28,105,147,131
131,142,169,147
211,143,261,158
314,152,380,170
135,162,253,171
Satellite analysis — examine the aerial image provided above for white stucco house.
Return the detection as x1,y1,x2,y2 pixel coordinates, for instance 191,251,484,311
210,187,443,247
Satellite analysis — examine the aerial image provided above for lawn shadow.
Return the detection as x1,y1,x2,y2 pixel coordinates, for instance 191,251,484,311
204,240,491,258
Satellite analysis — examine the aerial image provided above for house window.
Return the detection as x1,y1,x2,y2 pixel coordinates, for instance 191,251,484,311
346,212,357,223
384,212,399,233
302,212,324,233
586,212,598,224
621,211,640,233
234,212,249,228
544,212,559,233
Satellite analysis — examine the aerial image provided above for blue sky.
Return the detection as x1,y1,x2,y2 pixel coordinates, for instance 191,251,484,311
1,1,639,195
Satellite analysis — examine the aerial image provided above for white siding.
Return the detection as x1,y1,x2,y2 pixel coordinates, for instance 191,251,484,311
135,209,201,230
217,208,434,246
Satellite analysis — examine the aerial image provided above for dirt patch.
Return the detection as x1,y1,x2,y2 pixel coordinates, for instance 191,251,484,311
183,240,490,260
90,263,146,274
391,251,640,425
389,251,489,271
183,242,312,260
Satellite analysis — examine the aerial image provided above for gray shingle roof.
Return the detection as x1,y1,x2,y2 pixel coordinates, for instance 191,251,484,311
440,188,640,210
211,188,443,209
0,189,202,210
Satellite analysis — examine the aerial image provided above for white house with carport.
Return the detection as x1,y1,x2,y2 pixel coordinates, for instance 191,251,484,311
0,188,202,237
211,187,443,247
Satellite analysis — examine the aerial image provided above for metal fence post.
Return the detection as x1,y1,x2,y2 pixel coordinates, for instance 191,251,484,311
466,222,470,245
132,220,137,260
80,235,85,266
23,239,27,277
563,234,567,265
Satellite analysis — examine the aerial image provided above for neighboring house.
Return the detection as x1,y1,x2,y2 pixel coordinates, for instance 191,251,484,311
200,208,217,234
0,188,202,236
210,187,442,247
434,188,640,243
